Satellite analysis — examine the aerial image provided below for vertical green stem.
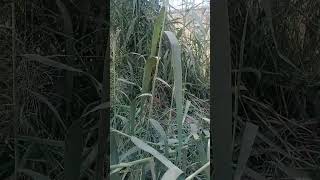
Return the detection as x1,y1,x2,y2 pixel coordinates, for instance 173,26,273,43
130,100,136,135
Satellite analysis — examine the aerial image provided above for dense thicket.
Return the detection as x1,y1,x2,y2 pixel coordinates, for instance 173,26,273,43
1,0,319,179
1,0,107,179
229,0,320,179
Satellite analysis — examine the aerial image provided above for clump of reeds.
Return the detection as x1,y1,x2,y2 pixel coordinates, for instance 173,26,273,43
110,0,210,179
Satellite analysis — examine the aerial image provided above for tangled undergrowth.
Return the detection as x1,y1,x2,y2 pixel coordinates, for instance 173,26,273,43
1,0,107,179
229,0,320,179
1,0,319,179
110,0,210,179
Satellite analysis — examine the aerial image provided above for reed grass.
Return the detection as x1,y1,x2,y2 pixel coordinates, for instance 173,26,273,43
110,0,210,179
0,0,210,179
2,0,320,179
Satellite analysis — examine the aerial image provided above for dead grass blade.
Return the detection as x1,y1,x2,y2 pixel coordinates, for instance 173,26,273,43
22,54,102,95
234,122,258,180
29,90,67,132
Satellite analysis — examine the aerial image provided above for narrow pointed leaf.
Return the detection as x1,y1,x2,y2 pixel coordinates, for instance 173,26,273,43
234,122,258,180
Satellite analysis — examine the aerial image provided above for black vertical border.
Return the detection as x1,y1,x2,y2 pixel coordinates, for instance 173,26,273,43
211,0,233,179
106,0,111,179
96,0,110,179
